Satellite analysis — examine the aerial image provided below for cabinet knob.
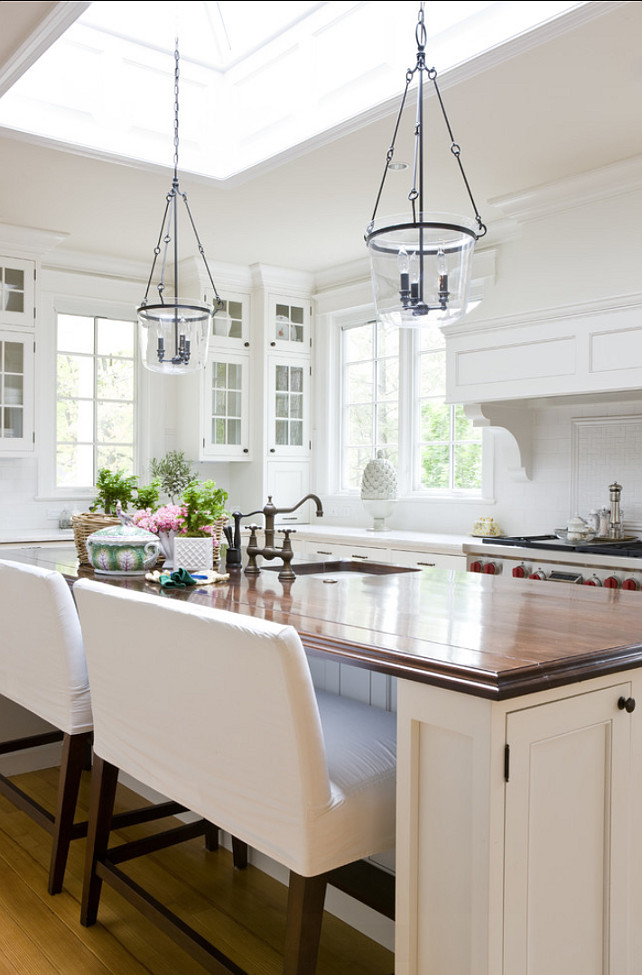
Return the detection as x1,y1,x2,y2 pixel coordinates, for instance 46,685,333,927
244,342,250,348
270,341,276,347
270,448,276,453
618,696,636,713
243,448,249,453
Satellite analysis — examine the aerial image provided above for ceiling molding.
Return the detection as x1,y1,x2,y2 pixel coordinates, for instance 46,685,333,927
0,1,90,99
0,221,68,256
490,154,642,223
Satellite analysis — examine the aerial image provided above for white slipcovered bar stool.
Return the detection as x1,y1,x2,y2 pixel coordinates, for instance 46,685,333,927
74,578,396,975
0,558,93,894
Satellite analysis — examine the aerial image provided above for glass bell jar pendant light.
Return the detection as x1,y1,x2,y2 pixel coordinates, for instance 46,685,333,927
138,41,224,374
365,3,487,329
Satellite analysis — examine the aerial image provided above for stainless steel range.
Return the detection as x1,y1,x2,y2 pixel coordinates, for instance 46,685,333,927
466,534,642,589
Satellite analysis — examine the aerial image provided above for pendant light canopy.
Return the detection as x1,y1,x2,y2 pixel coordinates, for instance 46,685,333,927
138,42,223,374
365,3,486,329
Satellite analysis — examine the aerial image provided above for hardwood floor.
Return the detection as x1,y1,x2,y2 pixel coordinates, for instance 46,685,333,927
0,767,394,974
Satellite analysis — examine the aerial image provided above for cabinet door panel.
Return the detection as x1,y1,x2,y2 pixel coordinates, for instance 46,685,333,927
504,683,631,975
0,330,33,454
201,352,250,460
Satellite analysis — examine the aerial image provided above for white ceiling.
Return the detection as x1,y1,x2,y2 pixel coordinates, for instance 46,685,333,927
0,0,640,277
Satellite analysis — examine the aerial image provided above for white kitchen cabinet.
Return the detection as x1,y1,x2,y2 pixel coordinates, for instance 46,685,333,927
266,354,310,458
396,673,640,975
210,291,251,351
0,256,35,329
198,351,252,461
0,329,34,454
265,460,311,523
301,538,390,563
267,295,310,354
504,683,631,975
389,547,467,570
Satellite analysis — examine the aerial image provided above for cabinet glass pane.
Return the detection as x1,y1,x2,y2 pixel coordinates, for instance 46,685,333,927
276,420,289,445
3,267,25,313
291,306,304,325
290,420,303,446
213,390,227,414
276,304,289,319
227,391,241,416
4,375,23,405
275,393,289,418
275,365,289,391
290,393,303,419
213,362,227,386
292,325,304,343
228,363,242,389
212,418,226,444
5,342,23,374
290,367,303,392
227,419,241,444
3,406,23,438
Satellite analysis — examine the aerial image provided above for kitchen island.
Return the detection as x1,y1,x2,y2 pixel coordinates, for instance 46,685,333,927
4,544,642,975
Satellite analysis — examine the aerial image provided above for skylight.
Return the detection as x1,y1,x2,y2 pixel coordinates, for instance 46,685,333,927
0,1,589,182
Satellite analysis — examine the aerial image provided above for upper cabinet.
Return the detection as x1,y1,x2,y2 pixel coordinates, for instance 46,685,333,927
0,329,34,454
268,295,310,354
0,256,35,329
210,291,251,351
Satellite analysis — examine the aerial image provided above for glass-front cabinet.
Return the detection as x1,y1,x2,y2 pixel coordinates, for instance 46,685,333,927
0,257,35,328
268,295,310,353
200,351,251,460
210,292,251,350
0,330,34,453
267,355,310,457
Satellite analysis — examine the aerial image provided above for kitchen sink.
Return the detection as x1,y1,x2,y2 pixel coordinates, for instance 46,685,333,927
263,559,419,576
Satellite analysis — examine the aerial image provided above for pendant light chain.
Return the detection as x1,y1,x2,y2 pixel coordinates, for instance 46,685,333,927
173,42,180,183
367,2,486,238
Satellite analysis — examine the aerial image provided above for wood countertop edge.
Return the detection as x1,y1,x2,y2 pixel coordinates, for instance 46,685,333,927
301,632,642,700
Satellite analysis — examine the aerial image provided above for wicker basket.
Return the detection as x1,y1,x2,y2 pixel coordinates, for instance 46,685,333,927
72,512,120,566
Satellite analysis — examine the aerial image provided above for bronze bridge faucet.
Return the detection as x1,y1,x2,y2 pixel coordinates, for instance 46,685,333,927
225,494,324,581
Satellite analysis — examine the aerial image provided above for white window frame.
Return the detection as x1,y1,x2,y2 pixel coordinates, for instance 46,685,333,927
319,303,493,502
37,293,150,503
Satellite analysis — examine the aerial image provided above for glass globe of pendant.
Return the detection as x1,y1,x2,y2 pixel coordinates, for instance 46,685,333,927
366,212,478,329
138,300,212,375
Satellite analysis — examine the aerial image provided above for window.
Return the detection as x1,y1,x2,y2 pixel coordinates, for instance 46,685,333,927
56,313,136,489
340,319,482,493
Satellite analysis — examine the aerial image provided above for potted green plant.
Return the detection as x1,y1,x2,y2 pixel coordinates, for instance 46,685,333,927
173,479,228,571
135,478,162,512
149,450,194,504
90,468,139,515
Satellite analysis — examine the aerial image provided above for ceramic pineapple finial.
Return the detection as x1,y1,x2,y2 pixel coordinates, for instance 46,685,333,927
361,450,397,531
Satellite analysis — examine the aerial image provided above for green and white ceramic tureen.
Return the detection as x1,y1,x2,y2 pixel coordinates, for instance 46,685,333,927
85,524,160,576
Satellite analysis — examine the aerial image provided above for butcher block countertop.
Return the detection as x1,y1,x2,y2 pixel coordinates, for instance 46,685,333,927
5,543,642,701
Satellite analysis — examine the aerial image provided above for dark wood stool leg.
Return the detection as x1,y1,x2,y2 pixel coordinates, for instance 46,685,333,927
204,821,219,851
232,836,248,870
81,756,119,927
284,871,328,975
48,731,91,894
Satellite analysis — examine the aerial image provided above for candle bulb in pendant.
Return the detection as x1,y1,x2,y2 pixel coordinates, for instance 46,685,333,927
398,248,410,300
437,248,449,299
157,335,165,361
409,250,419,302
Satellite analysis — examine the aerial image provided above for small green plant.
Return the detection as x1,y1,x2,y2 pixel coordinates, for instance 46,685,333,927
90,468,138,515
180,479,228,537
135,478,162,512
150,450,195,503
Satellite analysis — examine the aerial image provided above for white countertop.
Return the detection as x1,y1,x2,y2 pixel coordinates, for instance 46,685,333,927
0,529,75,545
289,524,471,555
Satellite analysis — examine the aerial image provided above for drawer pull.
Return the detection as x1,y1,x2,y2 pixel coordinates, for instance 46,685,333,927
316,550,333,555
351,554,369,560
417,561,436,567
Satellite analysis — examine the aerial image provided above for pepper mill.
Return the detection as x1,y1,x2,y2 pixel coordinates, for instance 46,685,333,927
609,481,623,539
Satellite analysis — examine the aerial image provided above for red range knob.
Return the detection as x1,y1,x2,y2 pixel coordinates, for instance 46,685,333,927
529,569,547,580
482,561,498,575
603,576,620,589
512,563,528,578
469,560,484,573
584,575,602,586
623,578,640,591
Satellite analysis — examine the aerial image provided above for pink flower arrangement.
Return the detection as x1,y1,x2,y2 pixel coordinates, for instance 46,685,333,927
131,505,221,551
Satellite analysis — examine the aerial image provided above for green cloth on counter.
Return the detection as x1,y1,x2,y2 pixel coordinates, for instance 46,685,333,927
159,568,198,589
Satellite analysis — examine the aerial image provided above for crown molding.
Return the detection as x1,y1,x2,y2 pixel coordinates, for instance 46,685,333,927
491,154,642,223
0,221,68,257
0,2,90,99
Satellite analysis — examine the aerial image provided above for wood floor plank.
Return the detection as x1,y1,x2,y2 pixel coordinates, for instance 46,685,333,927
0,768,395,975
